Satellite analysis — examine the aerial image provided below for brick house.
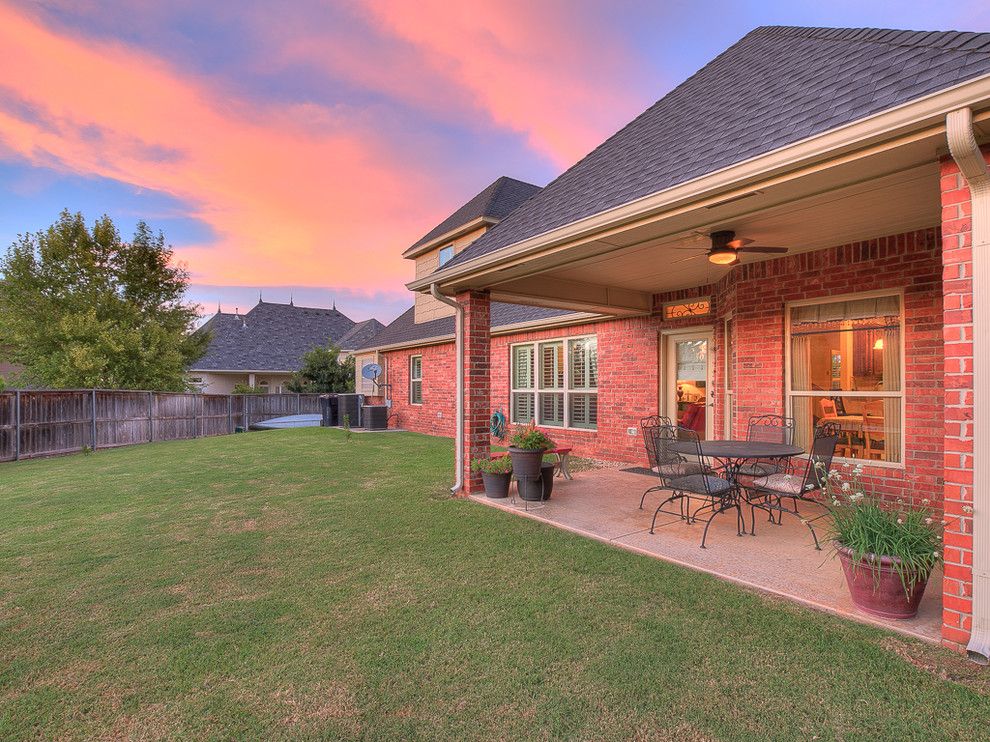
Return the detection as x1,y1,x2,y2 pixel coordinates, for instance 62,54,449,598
362,26,990,657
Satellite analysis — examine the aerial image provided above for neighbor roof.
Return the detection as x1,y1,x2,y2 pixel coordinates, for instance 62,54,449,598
405,176,541,255
444,25,990,270
191,301,361,371
357,303,578,351
338,318,386,351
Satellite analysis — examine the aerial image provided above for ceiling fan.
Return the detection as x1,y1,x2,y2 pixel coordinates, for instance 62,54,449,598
674,230,789,266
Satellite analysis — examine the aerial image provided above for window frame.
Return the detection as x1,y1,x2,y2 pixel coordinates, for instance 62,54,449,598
409,354,423,405
509,333,598,431
784,288,906,469
438,245,454,267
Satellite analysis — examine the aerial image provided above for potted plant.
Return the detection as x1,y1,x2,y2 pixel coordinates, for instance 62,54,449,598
471,456,513,499
820,462,941,619
517,456,557,502
507,422,555,480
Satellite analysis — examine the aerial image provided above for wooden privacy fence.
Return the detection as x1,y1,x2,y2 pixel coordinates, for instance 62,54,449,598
0,390,324,462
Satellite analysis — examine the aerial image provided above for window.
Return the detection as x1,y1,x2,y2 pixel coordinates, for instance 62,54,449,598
438,245,454,267
787,294,903,464
510,335,597,429
409,355,423,404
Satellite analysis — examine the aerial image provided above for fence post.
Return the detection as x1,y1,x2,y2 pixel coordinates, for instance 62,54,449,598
148,391,154,442
91,388,98,451
243,395,249,431
296,393,301,414
227,395,232,433
13,389,20,461
194,394,200,438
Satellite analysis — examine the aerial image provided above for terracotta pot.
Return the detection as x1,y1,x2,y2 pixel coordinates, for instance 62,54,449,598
481,472,511,499
508,447,546,479
836,544,929,619
517,464,554,502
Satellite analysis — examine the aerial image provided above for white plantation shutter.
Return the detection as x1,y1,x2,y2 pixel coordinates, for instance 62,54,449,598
512,392,535,424
539,393,564,426
512,345,534,389
539,342,563,389
568,393,598,429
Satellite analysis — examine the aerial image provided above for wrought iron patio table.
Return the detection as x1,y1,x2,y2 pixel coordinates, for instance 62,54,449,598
686,440,805,482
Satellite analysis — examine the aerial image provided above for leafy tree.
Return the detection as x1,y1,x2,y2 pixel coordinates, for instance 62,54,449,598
285,344,354,393
232,383,267,394
0,211,207,390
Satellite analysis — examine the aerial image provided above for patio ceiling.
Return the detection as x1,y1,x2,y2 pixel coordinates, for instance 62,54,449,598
434,124,958,316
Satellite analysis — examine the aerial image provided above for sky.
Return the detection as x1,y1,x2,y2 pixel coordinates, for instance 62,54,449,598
1,1,989,324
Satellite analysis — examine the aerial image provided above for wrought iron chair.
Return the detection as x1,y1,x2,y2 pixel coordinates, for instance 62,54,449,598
735,414,796,478
744,422,841,549
639,415,676,508
648,426,741,548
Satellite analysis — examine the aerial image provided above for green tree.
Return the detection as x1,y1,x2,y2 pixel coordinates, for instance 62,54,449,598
0,211,208,390
285,344,354,393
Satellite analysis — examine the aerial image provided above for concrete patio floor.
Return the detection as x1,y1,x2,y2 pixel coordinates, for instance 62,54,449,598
472,467,942,644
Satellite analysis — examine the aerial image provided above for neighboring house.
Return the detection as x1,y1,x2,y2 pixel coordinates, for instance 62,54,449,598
190,300,383,393
365,26,990,655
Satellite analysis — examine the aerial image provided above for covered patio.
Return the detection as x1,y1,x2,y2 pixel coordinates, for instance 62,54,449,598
473,468,943,643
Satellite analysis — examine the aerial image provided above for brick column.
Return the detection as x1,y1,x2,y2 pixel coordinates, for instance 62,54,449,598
939,147,990,651
458,290,491,495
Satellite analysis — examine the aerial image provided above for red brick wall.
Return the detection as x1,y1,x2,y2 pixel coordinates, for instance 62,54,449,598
383,344,456,437
939,148,990,651
459,290,491,494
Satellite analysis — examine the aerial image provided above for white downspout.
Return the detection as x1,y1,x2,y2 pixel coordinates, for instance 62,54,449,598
946,107,990,664
430,284,464,494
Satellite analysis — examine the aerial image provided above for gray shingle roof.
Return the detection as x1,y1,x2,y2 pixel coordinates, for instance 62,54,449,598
407,176,541,253
191,301,360,371
445,25,990,269
357,303,578,350
338,318,386,350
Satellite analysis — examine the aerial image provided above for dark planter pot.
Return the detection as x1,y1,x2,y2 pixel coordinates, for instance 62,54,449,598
836,544,929,619
517,464,555,502
508,447,547,479
481,472,511,499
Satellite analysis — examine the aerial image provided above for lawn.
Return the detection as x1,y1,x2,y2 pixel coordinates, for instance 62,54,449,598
0,429,987,740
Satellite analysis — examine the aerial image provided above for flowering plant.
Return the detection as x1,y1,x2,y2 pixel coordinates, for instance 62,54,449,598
818,461,942,593
508,422,555,451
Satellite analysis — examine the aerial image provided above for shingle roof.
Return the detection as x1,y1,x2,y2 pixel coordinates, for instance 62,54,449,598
445,25,990,269
338,318,386,350
406,176,541,253
191,301,360,371
357,303,578,350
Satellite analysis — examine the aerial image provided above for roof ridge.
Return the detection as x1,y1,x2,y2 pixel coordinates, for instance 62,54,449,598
750,24,990,52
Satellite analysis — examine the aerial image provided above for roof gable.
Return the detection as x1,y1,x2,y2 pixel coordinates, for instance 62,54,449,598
445,25,990,269
404,176,541,256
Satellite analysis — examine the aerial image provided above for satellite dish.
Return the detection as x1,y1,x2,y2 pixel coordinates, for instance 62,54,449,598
361,362,382,380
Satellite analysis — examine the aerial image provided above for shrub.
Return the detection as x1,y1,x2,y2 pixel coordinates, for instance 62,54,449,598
471,457,513,475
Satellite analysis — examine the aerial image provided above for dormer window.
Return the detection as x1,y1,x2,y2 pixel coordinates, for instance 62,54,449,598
438,245,454,267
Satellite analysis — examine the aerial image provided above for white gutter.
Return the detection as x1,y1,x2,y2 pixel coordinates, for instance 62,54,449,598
946,107,990,664
430,283,464,495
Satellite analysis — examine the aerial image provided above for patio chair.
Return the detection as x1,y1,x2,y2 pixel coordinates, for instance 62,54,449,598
744,422,841,549
638,416,699,509
648,426,740,549
735,414,796,478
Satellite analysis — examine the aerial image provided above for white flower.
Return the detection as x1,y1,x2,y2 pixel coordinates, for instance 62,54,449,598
925,517,933,525
851,493,864,502
941,520,947,526
842,462,851,469
841,482,851,492
896,518,904,525
831,499,840,506
963,505,974,514
922,498,930,506
933,551,940,557
805,484,816,491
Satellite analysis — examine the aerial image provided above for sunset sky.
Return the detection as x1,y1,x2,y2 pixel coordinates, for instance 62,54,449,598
1,1,988,323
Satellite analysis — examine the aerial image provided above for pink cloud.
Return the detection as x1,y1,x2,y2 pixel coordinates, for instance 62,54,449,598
0,3,452,291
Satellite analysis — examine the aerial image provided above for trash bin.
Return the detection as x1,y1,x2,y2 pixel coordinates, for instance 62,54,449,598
337,394,364,427
319,394,339,427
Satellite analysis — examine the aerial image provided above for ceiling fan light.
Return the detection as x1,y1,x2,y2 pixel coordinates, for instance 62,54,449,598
708,246,738,265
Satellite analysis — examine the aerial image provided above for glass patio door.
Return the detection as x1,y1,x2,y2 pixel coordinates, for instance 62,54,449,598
664,331,714,440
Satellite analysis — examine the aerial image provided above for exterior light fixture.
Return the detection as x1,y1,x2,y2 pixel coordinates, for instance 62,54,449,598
708,246,738,265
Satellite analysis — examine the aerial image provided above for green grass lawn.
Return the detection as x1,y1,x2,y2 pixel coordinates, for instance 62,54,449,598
1,429,987,740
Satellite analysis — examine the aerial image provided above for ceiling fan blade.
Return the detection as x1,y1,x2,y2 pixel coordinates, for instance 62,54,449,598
726,237,753,249
739,245,788,254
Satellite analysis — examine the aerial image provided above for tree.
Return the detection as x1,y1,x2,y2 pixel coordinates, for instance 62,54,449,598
285,344,354,393
0,210,208,390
